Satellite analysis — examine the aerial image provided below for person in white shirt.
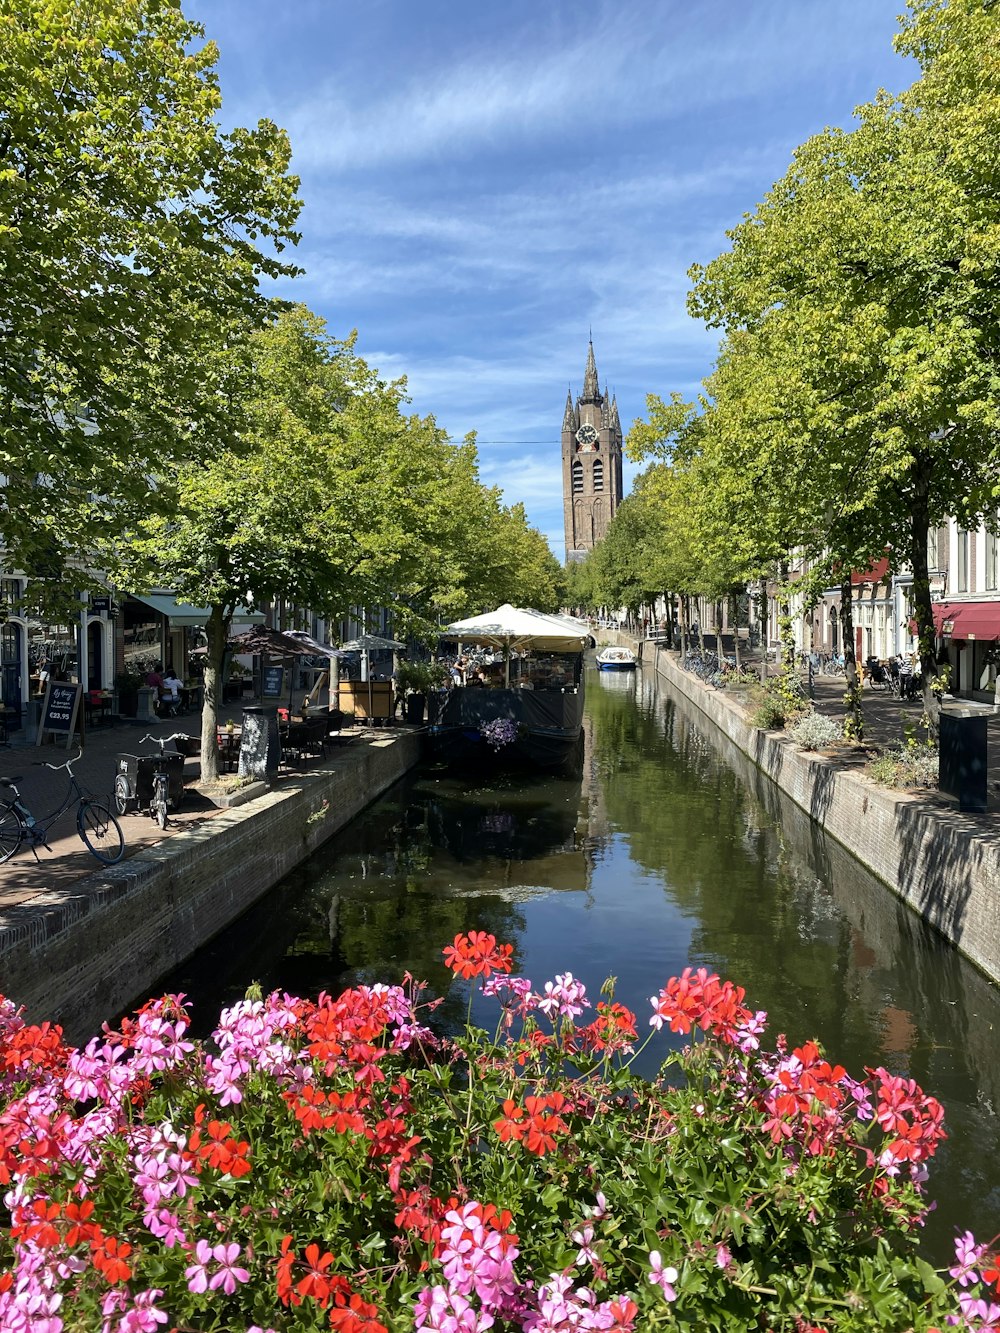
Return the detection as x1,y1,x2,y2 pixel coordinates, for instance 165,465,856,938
161,668,182,715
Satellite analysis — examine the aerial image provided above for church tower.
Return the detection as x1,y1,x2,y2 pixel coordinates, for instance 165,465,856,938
562,339,624,560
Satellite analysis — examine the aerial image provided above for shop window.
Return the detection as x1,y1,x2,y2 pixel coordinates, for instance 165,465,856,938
986,530,998,591
0,579,22,609
572,460,583,494
593,459,604,493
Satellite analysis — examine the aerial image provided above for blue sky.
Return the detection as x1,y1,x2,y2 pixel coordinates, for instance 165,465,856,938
190,0,914,561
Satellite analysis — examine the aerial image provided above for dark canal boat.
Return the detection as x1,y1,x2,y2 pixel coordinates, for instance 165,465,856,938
429,604,592,769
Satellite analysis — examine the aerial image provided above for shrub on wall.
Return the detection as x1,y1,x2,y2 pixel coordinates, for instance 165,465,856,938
0,935,988,1330
788,708,844,751
866,742,939,790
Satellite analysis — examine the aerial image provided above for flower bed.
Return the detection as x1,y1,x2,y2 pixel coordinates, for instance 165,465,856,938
0,933,995,1331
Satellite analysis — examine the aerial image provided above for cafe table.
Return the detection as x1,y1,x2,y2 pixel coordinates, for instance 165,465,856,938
85,690,114,728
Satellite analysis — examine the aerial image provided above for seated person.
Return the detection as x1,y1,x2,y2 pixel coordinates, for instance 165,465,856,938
467,669,486,687
161,667,182,713
146,662,164,691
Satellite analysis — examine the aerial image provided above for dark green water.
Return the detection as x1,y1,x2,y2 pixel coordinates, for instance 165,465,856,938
162,667,1000,1260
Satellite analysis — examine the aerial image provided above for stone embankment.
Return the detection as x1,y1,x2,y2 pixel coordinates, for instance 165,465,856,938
0,733,422,1040
623,635,1000,988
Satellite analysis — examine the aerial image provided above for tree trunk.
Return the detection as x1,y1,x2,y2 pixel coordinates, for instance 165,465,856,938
777,558,796,683
200,604,231,784
758,576,768,685
908,459,941,738
839,574,864,741
679,594,689,661
731,590,742,671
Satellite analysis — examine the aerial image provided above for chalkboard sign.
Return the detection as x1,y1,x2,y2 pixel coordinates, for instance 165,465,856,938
238,707,279,781
262,665,285,697
37,682,83,749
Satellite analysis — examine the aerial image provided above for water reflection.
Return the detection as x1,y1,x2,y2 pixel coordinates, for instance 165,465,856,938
160,665,1000,1259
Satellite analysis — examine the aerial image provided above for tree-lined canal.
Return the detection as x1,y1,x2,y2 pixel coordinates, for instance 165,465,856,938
162,666,1000,1260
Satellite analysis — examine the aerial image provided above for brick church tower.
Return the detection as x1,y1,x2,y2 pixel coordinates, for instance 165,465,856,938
562,339,624,560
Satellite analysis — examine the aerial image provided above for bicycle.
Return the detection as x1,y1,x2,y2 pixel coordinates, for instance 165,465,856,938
115,733,187,831
0,750,125,866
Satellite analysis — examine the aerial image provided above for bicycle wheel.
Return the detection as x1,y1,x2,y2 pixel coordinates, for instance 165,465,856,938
152,783,168,831
77,800,125,865
0,803,24,864
113,773,132,816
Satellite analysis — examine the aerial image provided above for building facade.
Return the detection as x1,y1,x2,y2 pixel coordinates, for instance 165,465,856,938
562,341,624,561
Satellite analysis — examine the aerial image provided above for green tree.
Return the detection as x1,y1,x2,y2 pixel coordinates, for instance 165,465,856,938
0,0,301,577
110,307,563,777
687,0,1000,729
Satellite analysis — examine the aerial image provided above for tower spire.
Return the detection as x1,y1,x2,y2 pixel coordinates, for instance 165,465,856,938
563,386,575,429
582,338,600,402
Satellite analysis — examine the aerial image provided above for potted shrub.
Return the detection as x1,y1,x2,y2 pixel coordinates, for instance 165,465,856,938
113,668,142,719
395,660,447,724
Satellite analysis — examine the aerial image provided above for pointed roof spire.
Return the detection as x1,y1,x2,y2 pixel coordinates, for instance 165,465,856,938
563,387,575,429
582,338,600,402
610,393,621,432
601,386,610,427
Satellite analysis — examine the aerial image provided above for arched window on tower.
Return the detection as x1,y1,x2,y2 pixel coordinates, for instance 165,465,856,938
592,459,604,493
572,460,583,494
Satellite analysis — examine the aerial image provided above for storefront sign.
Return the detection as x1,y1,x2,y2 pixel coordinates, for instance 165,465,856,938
91,596,119,615
37,682,83,749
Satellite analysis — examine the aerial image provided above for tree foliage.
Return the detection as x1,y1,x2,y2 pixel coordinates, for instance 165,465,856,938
107,306,562,776
0,0,301,577
620,0,1000,731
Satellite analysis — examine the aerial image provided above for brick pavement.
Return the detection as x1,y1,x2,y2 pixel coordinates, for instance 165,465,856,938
0,696,380,912
672,633,1000,811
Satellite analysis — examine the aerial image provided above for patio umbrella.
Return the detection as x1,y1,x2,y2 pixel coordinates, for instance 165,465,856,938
338,633,405,652
283,630,346,712
283,629,346,657
229,626,318,713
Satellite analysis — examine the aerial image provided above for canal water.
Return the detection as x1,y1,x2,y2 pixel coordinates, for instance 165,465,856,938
161,666,1000,1260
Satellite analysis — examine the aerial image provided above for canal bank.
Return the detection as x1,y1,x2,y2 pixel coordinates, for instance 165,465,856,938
637,638,1000,988
0,729,423,1041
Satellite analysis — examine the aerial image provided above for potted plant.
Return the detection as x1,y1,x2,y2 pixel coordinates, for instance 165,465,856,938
114,668,143,719
395,660,448,725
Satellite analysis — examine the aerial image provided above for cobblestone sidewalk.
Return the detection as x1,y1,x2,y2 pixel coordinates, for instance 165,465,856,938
0,699,385,911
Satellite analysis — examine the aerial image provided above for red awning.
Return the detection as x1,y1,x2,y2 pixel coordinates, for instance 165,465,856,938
931,601,1000,641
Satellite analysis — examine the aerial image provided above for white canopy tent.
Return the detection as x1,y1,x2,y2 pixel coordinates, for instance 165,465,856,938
442,604,591,685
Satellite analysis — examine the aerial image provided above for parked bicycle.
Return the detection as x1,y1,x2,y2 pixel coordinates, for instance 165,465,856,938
115,733,188,831
0,750,125,865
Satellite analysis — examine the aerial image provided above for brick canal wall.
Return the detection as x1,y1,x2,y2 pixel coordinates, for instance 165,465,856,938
640,641,1000,987
0,733,423,1041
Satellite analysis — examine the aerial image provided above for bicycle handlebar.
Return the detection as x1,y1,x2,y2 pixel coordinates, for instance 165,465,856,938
42,748,84,774
140,733,191,749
